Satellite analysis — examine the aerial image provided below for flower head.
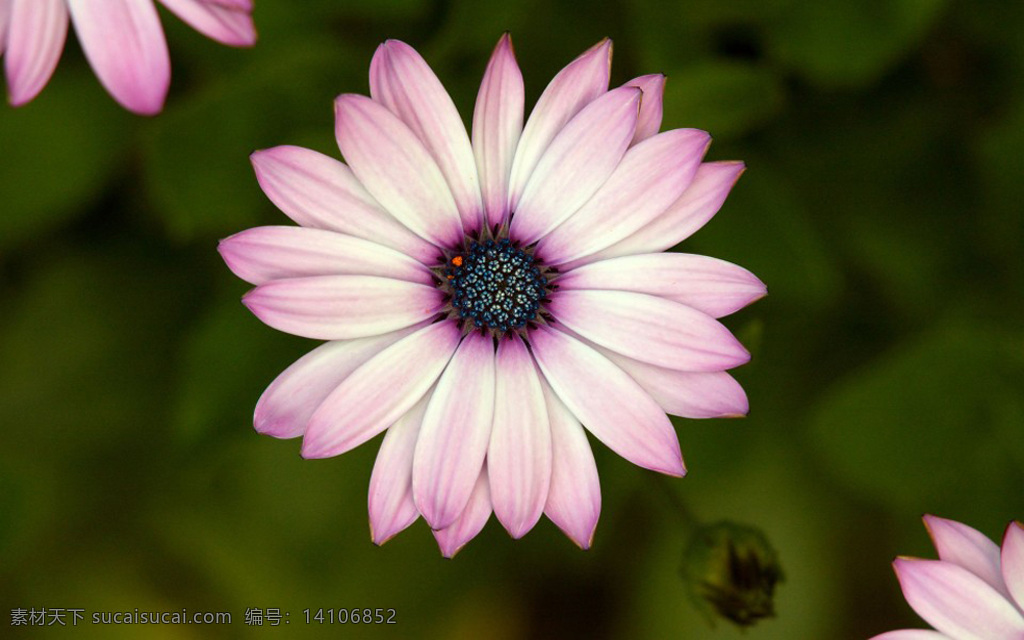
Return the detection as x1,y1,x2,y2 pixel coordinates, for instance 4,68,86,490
1,0,256,114
682,521,783,628
219,35,764,556
872,515,1024,640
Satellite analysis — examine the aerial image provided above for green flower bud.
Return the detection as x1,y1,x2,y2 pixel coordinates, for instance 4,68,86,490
681,520,784,628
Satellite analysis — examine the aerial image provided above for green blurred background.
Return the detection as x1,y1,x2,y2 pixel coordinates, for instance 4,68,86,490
1,0,1022,637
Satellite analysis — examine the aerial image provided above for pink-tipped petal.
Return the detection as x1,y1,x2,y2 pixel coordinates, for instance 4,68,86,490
510,86,641,245
507,38,611,212
1001,521,1024,609
530,327,684,476
368,395,429,545
894,558,1024,640
536,128,710,263
250,146,436,263
923,514,1010,599
433,469,492,558
334,93,463,249
5,0,68,106
555,253,767,319
541,379,600,549
253,327,420,439
370,40,483,233
301,322,461,458
870,632,950,640
596,347,749,418
218,226,433,286
157,0,256,47
66,0,169,115
472,33,524,229
548,289,750,372
574,161,746,267
413,332,496,531
623,73,665,145
242,275,443,341
488,336,551,539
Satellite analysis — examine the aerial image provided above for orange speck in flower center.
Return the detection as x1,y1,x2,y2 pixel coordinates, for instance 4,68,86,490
451,256,463,267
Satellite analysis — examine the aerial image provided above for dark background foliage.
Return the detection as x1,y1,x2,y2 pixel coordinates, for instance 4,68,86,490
1,0,1022,637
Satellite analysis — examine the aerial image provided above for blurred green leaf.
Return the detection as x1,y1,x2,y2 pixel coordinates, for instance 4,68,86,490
809,319,1024,517
683,162,842,312
765,0,948,87
662,61,785,139
170,289,307,445
142,37,362,242
0,74,131,250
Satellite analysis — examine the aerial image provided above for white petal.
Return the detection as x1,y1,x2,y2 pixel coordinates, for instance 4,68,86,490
488,336,550,539
157,0,255,46
507,38,611,212
370,40,483,233
67,0,170,115
472,33,524,229
242,275,443,341
413,331,496,530
923,514,1010,599
894,558,1024,640
548,289,750,372
541,379,600,549
368,394,429,545
301,322,461,458
510,86,641,245
433,468,492,558
218,226,434,286
536,128,710,264
254,326,422,439
555,253,766,318
573,161,745,267
5,0,68,106
623,73,665,145
250,146,436,263
529,326,684,476
334,93,463,249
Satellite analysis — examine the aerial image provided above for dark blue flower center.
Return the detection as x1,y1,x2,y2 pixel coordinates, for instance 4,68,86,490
445,239,547,334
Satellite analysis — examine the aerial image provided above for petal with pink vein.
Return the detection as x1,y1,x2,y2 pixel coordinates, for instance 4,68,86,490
555,253,766,318
530,326,684,476
507,38,611,212
488,336,551,539
510,86,641,245
5,0,68,106
473,33,524,229
548,289,750,372
542,379,600,549
242,275,443,341
301,322,461,458
370,40,483,233
413,332,496,531
334,93,463,249
218,226,433,286
368,394,430,545
66,0,169,115
250,146,436,263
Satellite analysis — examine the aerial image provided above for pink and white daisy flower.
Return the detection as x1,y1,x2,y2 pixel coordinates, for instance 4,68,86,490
219,35,764,557
872,515,1024,640
0,0,256,114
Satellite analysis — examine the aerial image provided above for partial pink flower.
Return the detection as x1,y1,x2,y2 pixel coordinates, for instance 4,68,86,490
1,0,256,115
220,34,763,556
872,515,1024,640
